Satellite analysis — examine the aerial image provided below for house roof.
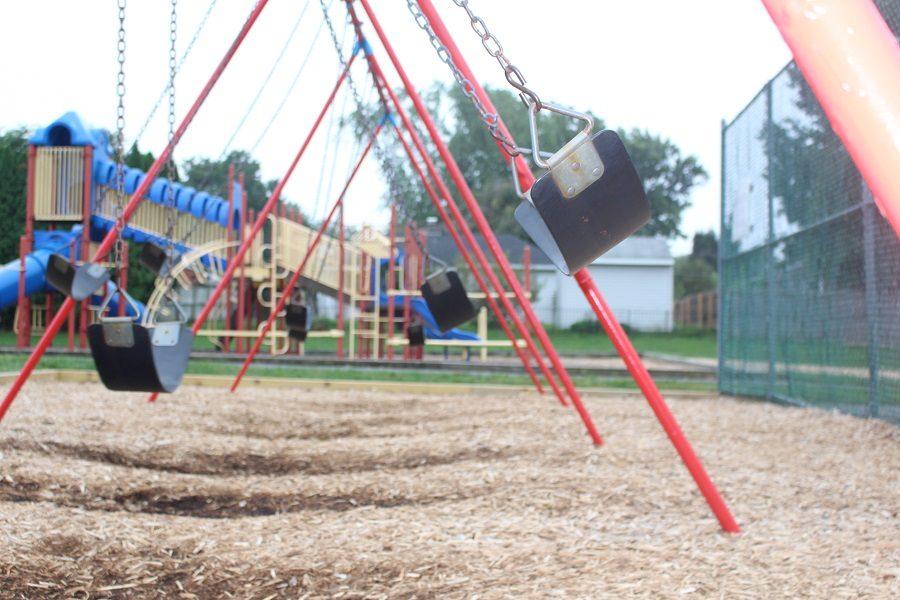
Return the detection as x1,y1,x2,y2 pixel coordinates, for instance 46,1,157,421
419,227,672,268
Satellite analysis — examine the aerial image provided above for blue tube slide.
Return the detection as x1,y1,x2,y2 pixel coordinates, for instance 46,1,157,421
0,250,144,319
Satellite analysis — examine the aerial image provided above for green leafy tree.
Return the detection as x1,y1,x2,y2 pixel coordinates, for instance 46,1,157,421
690,231,718,270
0,129,28,263
183,150,282,214
674,256,717,299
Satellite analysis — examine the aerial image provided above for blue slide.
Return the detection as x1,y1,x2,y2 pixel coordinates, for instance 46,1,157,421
0,228,143,318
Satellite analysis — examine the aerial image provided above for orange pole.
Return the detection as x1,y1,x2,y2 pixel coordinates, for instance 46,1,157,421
763,0,900,237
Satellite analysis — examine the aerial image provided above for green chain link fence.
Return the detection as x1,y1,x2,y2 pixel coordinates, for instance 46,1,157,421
719,0,899,422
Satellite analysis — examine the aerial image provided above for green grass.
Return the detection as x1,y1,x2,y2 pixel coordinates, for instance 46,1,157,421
421,326,718,360
0,352,715,393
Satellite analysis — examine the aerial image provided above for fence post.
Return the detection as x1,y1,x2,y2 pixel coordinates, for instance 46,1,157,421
861,187,881,418
764,82,778,400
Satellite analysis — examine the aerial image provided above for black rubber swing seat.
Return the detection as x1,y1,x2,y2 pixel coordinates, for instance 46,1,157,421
45,253,111,301
420,269,477,333
407,323,425,347
138,243,178,277
87,320,194,393
285,303,308,342
515,130,651,275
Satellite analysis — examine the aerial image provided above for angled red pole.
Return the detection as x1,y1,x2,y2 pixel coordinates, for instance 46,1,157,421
230,125,382,391
0,0,271,422
763,0,900,238
146,52,359,402
389,120,546,396
357,0,607,446
412,0,739,533
342,5,554,400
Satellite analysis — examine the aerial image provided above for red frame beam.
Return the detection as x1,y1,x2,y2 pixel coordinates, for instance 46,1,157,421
763,0,900,238
230,126,382,391
0,0,272,422
411,0,739,532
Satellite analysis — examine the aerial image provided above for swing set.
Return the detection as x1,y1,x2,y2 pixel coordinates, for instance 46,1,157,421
3,0,900,535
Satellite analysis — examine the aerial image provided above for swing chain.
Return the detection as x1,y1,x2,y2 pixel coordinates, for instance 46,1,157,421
404,0,520,157
164,0,179,263
449,0,541,109
112,0,128,274
320,0,404,202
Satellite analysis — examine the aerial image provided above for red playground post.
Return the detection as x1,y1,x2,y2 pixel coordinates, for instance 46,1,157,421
0,0,272,423
411,0,739,533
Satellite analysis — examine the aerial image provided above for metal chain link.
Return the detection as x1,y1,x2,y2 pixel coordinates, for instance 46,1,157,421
164,0,179,267
450,0,541,109
319,0,406,202
112,0,127,272
131,0,218,147
404,0,520,157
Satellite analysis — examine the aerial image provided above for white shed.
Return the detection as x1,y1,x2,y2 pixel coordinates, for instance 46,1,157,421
425,232,674,332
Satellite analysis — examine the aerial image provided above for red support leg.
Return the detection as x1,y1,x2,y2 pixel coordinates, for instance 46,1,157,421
386,204,397,360
17,146,36,349
0,0,272,420
337,202,345,358
576,271,741,533
411,0,739,532
236,177,248,354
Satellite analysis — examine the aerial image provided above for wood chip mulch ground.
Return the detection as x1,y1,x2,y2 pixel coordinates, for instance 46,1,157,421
0,382,897,598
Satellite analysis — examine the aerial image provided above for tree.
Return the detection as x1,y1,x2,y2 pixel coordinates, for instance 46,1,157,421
353,84,706,239
183,150,284,214
0,129,28,263
690,231,718,270
674,256,717,300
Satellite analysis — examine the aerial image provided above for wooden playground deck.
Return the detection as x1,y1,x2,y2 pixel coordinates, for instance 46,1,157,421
0,382,897,598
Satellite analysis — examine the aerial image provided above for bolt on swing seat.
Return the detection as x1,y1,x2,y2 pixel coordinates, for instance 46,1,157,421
45,253,111,301
420,269,477,333
285,303,308,342
138,242,179,277
87,292,193,393
515,129,651,275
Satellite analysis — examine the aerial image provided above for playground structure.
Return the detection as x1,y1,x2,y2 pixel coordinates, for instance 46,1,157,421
5,113,536,360
0,0,896,543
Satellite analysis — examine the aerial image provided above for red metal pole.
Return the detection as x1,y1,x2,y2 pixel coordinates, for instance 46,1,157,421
763,0,900,238
402,225,412,360
523,245,532,298
79,145,93,349
390,121,546,394
387,203,397,360
67,239,76,351
411,0,739,532
576,270,740,532
224,163,235,353
17,146,36,348
0,0,271,421
337,202,345,358
231,129,380,391
236,175,247,353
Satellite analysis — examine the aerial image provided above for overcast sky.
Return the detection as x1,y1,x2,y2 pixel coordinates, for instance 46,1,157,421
0,0,791,255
